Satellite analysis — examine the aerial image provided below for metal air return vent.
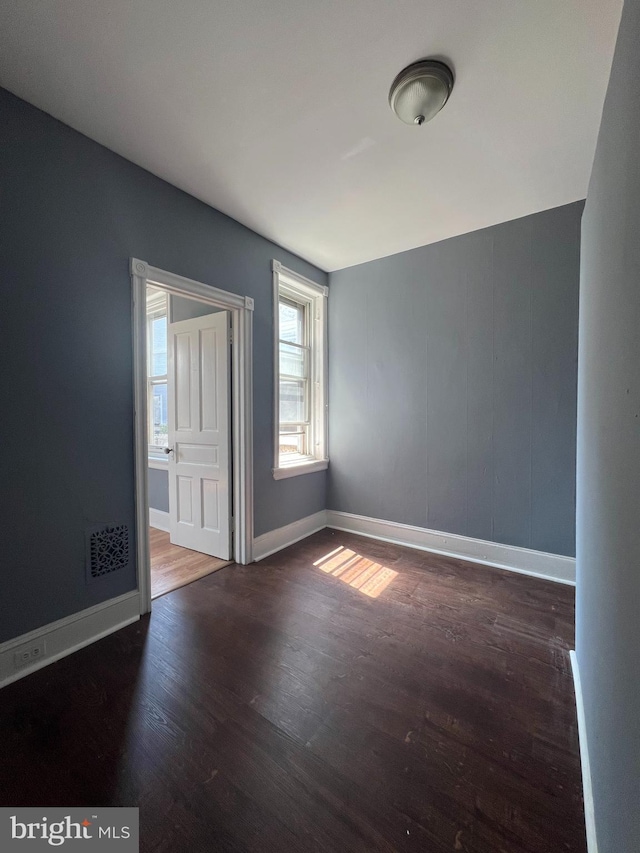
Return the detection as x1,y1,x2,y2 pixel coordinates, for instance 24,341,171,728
86,523,130,582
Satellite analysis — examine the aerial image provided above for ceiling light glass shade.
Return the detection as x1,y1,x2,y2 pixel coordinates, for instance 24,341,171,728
389,60,454,126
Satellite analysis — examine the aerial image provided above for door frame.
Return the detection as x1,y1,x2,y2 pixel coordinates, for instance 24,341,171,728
131,258,254,614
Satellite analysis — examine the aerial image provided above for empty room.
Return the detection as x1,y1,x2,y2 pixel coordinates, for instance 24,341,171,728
0,1,638,852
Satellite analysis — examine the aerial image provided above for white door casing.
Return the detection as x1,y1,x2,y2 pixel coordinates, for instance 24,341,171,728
167,312,231,559
131,257,254,616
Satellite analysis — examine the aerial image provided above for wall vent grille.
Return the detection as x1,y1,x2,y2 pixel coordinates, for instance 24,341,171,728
86,524,129,581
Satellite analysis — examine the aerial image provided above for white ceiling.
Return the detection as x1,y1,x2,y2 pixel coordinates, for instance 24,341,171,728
0,0,622,271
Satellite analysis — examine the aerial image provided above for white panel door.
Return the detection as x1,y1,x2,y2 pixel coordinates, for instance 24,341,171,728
167,311,231,559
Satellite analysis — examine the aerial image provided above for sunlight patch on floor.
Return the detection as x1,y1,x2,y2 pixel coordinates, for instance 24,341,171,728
313,546,398,598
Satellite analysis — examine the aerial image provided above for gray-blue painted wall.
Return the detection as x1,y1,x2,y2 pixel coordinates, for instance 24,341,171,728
0,88,327,643
576,0,640,847
169,293,224,323
148,468,170,514
328,201,582,557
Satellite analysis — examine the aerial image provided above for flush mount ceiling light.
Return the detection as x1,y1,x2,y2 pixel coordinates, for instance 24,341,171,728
389,59,454,126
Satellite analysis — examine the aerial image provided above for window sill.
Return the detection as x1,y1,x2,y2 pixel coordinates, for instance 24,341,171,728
272,459,329,480
148,456,168,470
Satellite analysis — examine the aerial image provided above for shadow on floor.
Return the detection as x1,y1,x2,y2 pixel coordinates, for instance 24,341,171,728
0,617,150,807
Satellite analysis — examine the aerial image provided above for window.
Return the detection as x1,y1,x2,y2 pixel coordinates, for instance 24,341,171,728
146,287,168,459
273,260,328,479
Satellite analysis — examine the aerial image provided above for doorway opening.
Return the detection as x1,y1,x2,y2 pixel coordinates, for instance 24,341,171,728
131,259,254,615
146,286,232,598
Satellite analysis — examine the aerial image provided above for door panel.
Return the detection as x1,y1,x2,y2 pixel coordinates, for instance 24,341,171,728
175,333,192,430
201,479,220,531
199,327,218,432
167,311,231,559
176,443,218,466
177,476,194,525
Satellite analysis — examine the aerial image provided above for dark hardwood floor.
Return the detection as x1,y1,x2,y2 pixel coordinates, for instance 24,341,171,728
0,529,584,852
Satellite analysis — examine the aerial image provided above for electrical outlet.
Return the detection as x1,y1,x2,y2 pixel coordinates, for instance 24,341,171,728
14,641,46,671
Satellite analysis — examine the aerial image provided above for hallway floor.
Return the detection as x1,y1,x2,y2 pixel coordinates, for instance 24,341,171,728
0,529,584,852
149,526,231,598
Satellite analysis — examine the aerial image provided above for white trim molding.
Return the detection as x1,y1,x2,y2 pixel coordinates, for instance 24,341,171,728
148,456,168,470
570,651,599,853
0,591,140,689
272,459,328,480
131,258,254,614
149,508,170,532
272,259,329,481
253,511,327,562
251,508,575,584
325,511,576,585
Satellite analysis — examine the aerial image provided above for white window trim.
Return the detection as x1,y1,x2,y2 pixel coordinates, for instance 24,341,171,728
273,458,329,480
272,260,328,479
148,456,168,470
146,288,169,467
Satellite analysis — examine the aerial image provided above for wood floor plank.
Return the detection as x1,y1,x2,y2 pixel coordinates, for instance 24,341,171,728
149,527,231,598
0,529,585,852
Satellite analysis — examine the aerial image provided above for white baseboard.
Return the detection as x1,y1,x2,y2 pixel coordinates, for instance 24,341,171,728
253,510,327,562
0,591,140,689
570,651,598,853
325,510,576,585
251,508,576,585
149,507,170,532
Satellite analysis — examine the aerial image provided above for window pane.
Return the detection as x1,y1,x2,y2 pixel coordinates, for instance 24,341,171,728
279,432,306,456
279,342,307,378
151,382,168,447
151,316,167,376
279,299,304,345
280,379,306,423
